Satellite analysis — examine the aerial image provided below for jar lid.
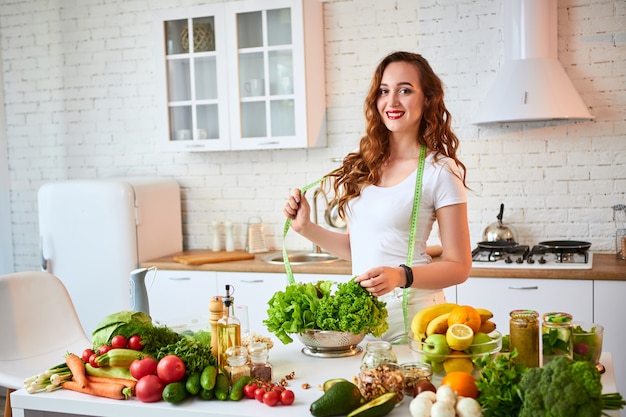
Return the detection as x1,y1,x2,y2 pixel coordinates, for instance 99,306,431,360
510,309,539,319
542,312,573,323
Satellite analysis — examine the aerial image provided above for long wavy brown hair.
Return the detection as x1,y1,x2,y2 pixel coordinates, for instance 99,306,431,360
327,51,468,220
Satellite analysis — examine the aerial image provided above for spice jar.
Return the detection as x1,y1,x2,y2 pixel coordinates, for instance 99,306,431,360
359,362,404,404
248,341,272,381
225,346,249,384
400,362,432,397
360,341,398,370
542,312,573,365
509,310,539,368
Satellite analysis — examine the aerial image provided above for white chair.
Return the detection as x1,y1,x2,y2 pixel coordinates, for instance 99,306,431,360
0,271,92,417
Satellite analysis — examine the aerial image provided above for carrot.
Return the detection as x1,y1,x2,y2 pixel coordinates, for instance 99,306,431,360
85,375,137,389
61,380,130,400
65,353,88,388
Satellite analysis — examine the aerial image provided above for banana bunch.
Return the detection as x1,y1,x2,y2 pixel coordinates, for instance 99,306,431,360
410,303,496,341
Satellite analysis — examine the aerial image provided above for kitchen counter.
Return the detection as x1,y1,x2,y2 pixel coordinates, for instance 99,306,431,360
142,250,626,281
10,344,620,417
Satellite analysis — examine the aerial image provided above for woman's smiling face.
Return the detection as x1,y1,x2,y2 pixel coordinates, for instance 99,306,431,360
376,61,426,135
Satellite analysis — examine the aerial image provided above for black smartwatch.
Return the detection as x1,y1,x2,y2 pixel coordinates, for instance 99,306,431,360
399,264,414,288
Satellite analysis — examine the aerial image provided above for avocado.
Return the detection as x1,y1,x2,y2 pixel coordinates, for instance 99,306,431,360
323,378,349,392
310,381,363,417
347,392,396,417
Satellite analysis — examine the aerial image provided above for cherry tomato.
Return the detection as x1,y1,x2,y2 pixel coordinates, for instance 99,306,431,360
130,357,158,380
110,335,127,349
263,390,280,407
156,355,186,384
243,383,257,399
254,387,266,402
88,353,99,368
280,389,295,405
128,335,144,350
97,345,112,355
81,348,94,363
135,374,165,403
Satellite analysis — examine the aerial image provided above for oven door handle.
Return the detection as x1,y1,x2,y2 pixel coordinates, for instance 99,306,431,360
507,285,539,290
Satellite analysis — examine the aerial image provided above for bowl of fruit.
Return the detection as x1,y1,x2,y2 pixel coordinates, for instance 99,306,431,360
408,304,502,383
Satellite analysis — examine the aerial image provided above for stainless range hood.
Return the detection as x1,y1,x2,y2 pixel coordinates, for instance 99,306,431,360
474,0,593,124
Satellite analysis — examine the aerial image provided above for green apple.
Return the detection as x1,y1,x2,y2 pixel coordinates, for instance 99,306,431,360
469,332,494,354
422,334,451,363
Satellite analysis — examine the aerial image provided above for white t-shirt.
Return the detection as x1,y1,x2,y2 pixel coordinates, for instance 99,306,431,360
346,152,467,342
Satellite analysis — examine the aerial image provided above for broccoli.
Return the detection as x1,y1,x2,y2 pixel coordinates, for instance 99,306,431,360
518,356,625,417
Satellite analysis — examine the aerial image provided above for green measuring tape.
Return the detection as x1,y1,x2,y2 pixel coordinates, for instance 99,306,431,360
281,146,427,343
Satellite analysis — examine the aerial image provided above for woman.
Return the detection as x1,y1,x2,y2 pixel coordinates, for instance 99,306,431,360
284,51,472,342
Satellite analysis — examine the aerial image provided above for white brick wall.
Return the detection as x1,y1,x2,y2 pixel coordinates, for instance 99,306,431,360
1,0,625,271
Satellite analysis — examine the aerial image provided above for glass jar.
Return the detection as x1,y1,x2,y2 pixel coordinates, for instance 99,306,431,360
248,341,272,382
360,341,398,370
400,362,432,397
542,312,573,365
359,362,404,404
509,310,539,368
225,346,250,384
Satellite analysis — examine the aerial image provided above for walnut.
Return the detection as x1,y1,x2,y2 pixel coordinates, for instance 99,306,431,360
302,383,311,390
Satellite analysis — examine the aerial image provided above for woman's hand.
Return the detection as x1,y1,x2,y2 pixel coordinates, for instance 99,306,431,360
355,266,406,297
283,188,311,233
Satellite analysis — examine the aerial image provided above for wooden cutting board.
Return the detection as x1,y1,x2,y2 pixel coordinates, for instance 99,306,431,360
173,250,255,265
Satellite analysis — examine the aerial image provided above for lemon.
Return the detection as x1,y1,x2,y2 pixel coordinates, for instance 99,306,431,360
446,323,474,351
443,352,474,374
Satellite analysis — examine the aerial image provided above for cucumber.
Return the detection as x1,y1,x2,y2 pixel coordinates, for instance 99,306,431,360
200,365,218,390
162,381,188,404
229,375,253,401
199,388,214,400
185,372,201,395
214,373,229,401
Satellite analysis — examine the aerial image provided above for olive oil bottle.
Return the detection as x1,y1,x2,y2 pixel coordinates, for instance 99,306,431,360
217,284,241,367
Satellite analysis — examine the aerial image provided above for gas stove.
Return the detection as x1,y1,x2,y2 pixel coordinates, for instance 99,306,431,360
471,240,593,270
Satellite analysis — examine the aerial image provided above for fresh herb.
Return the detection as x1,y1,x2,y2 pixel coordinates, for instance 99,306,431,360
542,328,571,355
156,330,216,375
263,279,388,344
475,349,527,417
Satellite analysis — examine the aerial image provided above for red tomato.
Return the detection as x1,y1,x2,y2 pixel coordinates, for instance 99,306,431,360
135,374,165,403
111,335,127,349
130,357,158,380
263,390,280,407
254,387,266,402
81,348,94,363
97,345,112,355
156,355,185,384
280,389,295,405
243,383,257,399
88,353,99,368
128,335,144,350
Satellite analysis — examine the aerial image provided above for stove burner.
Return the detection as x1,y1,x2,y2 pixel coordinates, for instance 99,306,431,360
528,244,590,264
472,244,529,263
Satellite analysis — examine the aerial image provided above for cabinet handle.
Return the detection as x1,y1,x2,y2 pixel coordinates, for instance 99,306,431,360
507,285,539,290
240,279,264,283
168,276,191,281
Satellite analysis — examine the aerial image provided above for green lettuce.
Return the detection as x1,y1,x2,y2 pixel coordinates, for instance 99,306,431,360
263,279,388,344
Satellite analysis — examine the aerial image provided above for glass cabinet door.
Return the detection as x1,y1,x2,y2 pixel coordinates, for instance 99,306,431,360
235,7,296,143
161,12,228,148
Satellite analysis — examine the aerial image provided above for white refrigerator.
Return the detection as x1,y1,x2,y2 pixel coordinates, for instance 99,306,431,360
38,177,183,335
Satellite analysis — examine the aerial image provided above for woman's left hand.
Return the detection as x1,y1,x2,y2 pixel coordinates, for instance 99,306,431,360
355,266,405,297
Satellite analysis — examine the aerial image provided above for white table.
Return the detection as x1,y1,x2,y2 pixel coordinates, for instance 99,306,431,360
11,344,621,417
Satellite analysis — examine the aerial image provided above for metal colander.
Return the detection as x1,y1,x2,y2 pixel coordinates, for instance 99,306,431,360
296,330,365,358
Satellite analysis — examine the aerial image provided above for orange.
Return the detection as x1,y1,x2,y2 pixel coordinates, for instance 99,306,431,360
447,305,482,334
440,371,479,399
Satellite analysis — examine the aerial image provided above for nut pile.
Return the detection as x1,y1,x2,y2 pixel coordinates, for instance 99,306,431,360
358,363,404,403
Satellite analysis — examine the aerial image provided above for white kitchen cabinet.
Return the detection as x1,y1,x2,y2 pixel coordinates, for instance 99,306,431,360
456,277,593,336
154,0,326,152
147,270,218,330
216,271,352,335
594,281,625,393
